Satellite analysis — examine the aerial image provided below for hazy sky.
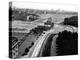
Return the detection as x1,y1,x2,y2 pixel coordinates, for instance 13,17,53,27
12,1,78,12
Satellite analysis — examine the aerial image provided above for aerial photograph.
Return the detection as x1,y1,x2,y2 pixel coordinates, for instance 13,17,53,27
9,1,78,59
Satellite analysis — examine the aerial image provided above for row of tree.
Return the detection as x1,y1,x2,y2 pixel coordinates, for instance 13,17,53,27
56,30,78,55
63,16,78,27
30,26,51,35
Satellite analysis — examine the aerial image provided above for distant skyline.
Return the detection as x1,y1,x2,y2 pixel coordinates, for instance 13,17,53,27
12,1,78,12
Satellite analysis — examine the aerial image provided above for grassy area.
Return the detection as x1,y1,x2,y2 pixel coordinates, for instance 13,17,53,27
12,32,27,40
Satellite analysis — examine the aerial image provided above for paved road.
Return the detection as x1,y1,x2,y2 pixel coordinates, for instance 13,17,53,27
37,33,57,57
23,29,56,58
21,24,78,58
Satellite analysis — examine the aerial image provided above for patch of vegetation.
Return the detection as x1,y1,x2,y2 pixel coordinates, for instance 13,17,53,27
21,42,34,56
63,16,78,27
56,30,78,55
30,26,51,35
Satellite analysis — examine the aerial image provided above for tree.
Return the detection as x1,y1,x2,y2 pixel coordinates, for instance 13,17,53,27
30,26,50,35
56,30,78,55
63,16,78,27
